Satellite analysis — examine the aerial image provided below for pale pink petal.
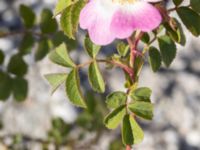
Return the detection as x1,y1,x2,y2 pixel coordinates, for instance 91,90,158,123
79,1,97,29
79,0,116,45
130,2,162,32
110,1,161,39
110,11,135,39
88,15,115,45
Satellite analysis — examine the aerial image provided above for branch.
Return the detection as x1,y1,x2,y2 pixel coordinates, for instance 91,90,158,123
0,30,47,38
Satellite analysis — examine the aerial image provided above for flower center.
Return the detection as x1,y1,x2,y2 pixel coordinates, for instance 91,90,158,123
112,0,137,4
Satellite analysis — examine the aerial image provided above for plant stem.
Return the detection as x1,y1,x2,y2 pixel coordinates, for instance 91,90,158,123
76,59,134,79
128,32,144,68
126,145,132,150
76,59,94,68
0,30,47,38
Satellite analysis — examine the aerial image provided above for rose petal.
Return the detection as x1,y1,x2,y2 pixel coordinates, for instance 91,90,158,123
130,2,162,32
79,0,117,45
88,15,115,45
110,1,162,39
110,11,135,39
79,1,97,29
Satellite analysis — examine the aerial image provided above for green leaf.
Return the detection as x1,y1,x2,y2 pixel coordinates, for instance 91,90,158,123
12,77,28,102
128,101,153,120
19,33,35,55
116,42,129,57
173,0,183,6
35,38,49,61
175,19,186,46
158,35,177,67
19,4,35,28
0,50,4,65
164,22,179,43
40,8,57,34
104,105,126,129
190,0,200,13
7,54,28,77
54,0,72,16
106,91,127,109
60,0,86,39
45,73,68,94
134,55,144,77
0,72,12,101
164,18,186,46
148,46,161,72
49,43,75,68
177,7,200,36
60,6,73,38
88,61,105,93
71,0,86,36
51,31,77,50
131,87,152,102
141,33,150,44
85,92,96,114
66,69,87,108
84,35,101,58
122,115,144,145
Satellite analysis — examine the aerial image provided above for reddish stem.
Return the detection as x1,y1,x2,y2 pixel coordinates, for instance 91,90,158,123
128,32,144,68
126,145,132,150
97,59,134,80
112,60,134,79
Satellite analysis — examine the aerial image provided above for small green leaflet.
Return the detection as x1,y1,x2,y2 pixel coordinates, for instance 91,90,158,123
60,0,86,39
122,115,144,145
173,18,186,46
190,0,200,13
0,72,12,101
88,61,105,93
35,38,49,61
19,33,35,55
12,77,28,102
51,31,77,50
164,19,186,46
128,101,153,120
173,0,183,6
141,33,150,44
54,0,72,16
158,35,177,67
148,46,161,72
131,87,152,102
66,69,87,108
49,43,75,68
40,9,57,34
134,55,144,77
106,91,127,109
19,4,35,28
44,73,68,94
84,35,101,58
7,54,28,77
104,105,126,129
116,42,129,57
0,50,4,65
177,7,200,37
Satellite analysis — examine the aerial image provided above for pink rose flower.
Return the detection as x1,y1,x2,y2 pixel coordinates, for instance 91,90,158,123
79,0,162,45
